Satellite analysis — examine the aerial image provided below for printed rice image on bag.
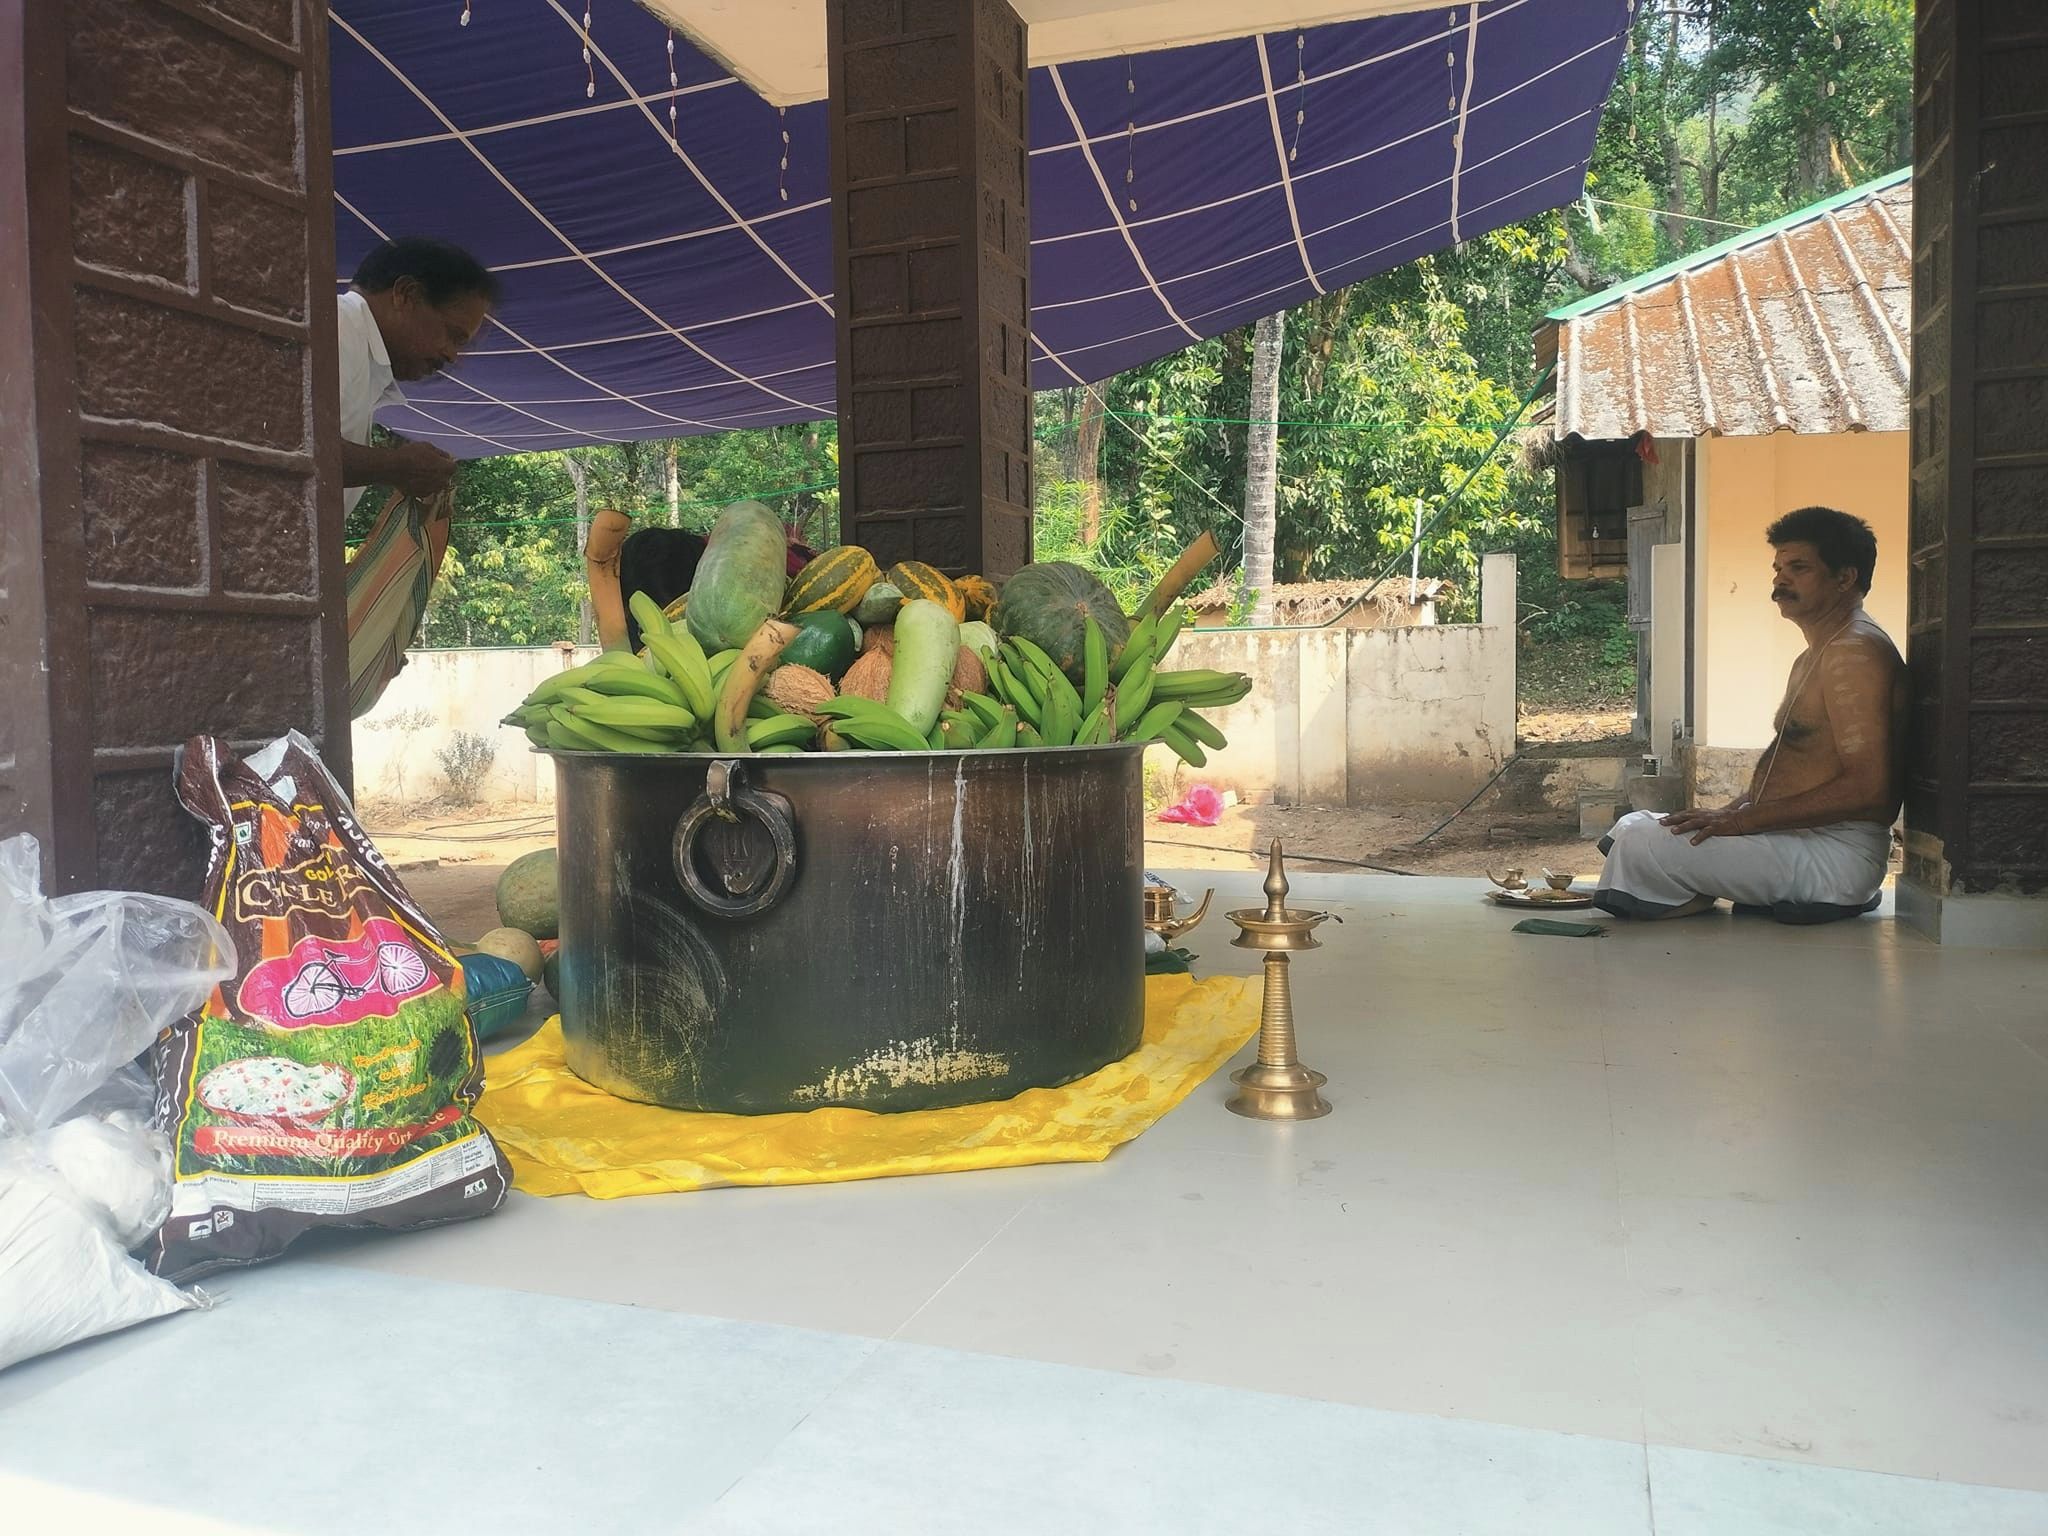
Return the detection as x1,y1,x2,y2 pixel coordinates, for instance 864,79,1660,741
147,732,510,1281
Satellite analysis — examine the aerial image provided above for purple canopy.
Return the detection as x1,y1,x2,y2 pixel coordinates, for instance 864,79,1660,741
332,1,1627,455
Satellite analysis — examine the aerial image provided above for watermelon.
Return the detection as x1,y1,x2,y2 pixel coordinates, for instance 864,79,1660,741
990,561,1131,679
495,847,559,940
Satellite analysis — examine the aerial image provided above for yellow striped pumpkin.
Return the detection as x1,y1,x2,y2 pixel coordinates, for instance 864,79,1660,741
955,574,999,620
886,560,966,622
784,545,879,616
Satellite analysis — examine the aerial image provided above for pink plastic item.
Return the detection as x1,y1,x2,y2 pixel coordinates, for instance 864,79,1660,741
1157,785,1225,826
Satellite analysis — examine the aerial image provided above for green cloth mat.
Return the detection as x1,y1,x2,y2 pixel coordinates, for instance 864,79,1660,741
1512,918,1607,938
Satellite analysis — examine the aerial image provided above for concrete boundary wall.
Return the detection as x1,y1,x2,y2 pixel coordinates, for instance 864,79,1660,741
1167,622,1515,806
351,619,1514,809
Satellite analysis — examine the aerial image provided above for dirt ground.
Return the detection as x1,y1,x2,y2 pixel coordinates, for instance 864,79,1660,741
365,786,1606,942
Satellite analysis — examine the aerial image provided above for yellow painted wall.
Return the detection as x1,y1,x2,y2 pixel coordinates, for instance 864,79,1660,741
1695,431,1909,749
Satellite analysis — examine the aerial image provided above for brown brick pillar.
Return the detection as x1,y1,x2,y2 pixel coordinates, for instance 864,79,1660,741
1900,0,2048,945
0,0,346,898
827,0,1033,580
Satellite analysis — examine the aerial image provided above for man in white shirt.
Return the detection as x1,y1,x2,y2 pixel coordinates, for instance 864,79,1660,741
337,237,500,514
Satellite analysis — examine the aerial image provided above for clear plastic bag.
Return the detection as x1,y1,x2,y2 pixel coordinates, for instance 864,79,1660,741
0,834,234,1136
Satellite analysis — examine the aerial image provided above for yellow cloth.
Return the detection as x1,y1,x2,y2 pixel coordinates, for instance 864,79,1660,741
474,973,1259,1198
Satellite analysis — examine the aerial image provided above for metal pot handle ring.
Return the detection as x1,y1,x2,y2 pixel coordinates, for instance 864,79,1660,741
672,760,799,920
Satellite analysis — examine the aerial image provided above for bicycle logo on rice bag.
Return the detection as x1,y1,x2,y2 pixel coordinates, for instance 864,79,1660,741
147,732,510,1282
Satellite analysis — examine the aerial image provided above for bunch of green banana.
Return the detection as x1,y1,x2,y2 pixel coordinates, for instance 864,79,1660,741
966,606,1251,764
502,593,797,754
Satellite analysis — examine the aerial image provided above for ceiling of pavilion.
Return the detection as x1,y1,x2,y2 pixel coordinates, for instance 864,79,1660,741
330,0,1629,456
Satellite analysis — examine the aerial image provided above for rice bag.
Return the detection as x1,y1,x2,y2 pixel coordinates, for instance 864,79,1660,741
147,733,509,1281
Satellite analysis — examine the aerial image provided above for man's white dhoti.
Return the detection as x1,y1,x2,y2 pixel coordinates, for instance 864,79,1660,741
1595,812,1889,924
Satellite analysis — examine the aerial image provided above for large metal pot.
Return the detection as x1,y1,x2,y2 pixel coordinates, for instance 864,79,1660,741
550,745,1146,1114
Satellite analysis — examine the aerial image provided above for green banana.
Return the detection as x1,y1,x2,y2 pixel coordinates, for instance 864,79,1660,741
570,694,697,734
1040,684,1077,746
746,713,818,750
813,696,917,728
1153,606,1186,662
938,718,976,750
959,691,1006,732
758,743,805,754
1082,616,1109,717
644,628,715,721
548,705,670,754
522,723,551,749
1116,647,1158,727
581,665,690,708
997,643,1045,711
1177,708,1227,751
990,651,1043,728
926,722,947,750
980,705,1019,749
1014,719,1041,748
1160,720,1208,767
832,714,929,751
628,590,672,641
1127,699,1185,743
942,709,984,745
1074,702,1107,746
1148,668,1252,704
1112,615,1159,682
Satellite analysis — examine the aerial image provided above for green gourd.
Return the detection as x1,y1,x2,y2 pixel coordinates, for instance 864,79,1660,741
685,501,789,654
886,600,960,736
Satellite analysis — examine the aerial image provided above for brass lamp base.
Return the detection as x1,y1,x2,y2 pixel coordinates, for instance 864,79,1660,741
1222,841,1334,1122
1226,1060,1331,1120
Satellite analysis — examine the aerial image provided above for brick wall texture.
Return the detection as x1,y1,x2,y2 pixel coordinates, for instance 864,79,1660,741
0,0,344,896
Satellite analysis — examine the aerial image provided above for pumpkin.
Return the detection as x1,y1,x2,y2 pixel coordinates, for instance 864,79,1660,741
885,561,966,622
784,545,879,616
955,574,1000,620
686,501,789,654
989,561,1131,680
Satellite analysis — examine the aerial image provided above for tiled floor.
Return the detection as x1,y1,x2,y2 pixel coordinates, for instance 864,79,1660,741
3,872,2044,1534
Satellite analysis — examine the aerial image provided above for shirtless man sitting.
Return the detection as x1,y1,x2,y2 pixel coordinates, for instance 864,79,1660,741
1595,506,1907,924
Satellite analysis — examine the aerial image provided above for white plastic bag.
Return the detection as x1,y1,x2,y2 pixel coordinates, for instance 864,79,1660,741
0,834,232,1372
0,1134,204,1372
0,834,234,1134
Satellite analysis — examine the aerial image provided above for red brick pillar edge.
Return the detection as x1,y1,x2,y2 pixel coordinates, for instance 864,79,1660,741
0,0,347,897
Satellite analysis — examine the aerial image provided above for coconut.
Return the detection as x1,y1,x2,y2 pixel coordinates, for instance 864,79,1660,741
839,647,893,702
765,663,835,716
860,623,896,656
945,644,988,710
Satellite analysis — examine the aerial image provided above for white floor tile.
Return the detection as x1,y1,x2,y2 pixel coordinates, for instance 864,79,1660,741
895,1147,1650,1442
303,1167,1037,1339
1623,1192,2048,1490
0,1264,875,1536
687,1337,1654,1536
1648,1443,2048,1535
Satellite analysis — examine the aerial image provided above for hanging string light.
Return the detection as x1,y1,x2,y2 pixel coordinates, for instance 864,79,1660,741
1289,32,1306,163
581,2,595,99
667,28,679,147
459,0,472,25
778,108,790,201
1125,57,1137,214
